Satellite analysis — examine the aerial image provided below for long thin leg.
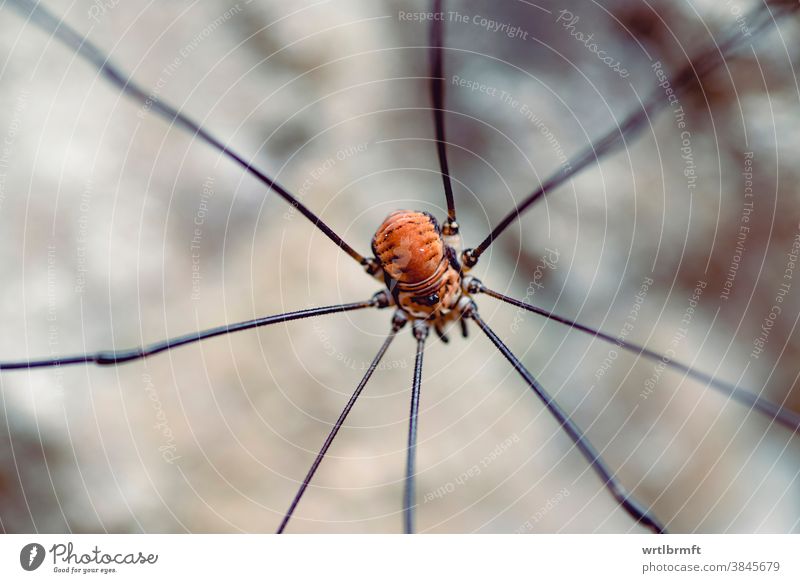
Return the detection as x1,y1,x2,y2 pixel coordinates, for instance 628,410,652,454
430,0,458,234
404,321,429,534
277,312,407,533
0,294,388,370
461,1,800,268
475,281,800,434
7,0,372,269
469,306,666,533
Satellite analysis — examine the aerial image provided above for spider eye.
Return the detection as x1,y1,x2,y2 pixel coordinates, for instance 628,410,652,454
415,293,440,306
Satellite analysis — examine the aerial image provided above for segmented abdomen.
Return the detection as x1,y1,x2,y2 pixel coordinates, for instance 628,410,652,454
372,210,461,317
372,210,444,284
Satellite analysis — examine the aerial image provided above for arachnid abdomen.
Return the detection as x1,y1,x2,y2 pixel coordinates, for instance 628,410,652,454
372,210,461,318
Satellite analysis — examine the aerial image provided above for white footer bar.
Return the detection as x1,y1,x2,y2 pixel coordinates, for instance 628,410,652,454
1,534,797,582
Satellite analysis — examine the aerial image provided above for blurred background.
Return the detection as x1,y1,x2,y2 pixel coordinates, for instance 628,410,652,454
0,0,798,533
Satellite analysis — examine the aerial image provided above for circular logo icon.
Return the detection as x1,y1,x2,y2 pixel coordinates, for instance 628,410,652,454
20,543,46,571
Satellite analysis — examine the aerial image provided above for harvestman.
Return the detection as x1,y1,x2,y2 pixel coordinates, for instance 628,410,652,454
2,0,800,533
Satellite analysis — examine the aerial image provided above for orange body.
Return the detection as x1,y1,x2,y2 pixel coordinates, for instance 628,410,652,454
372,210,461,319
